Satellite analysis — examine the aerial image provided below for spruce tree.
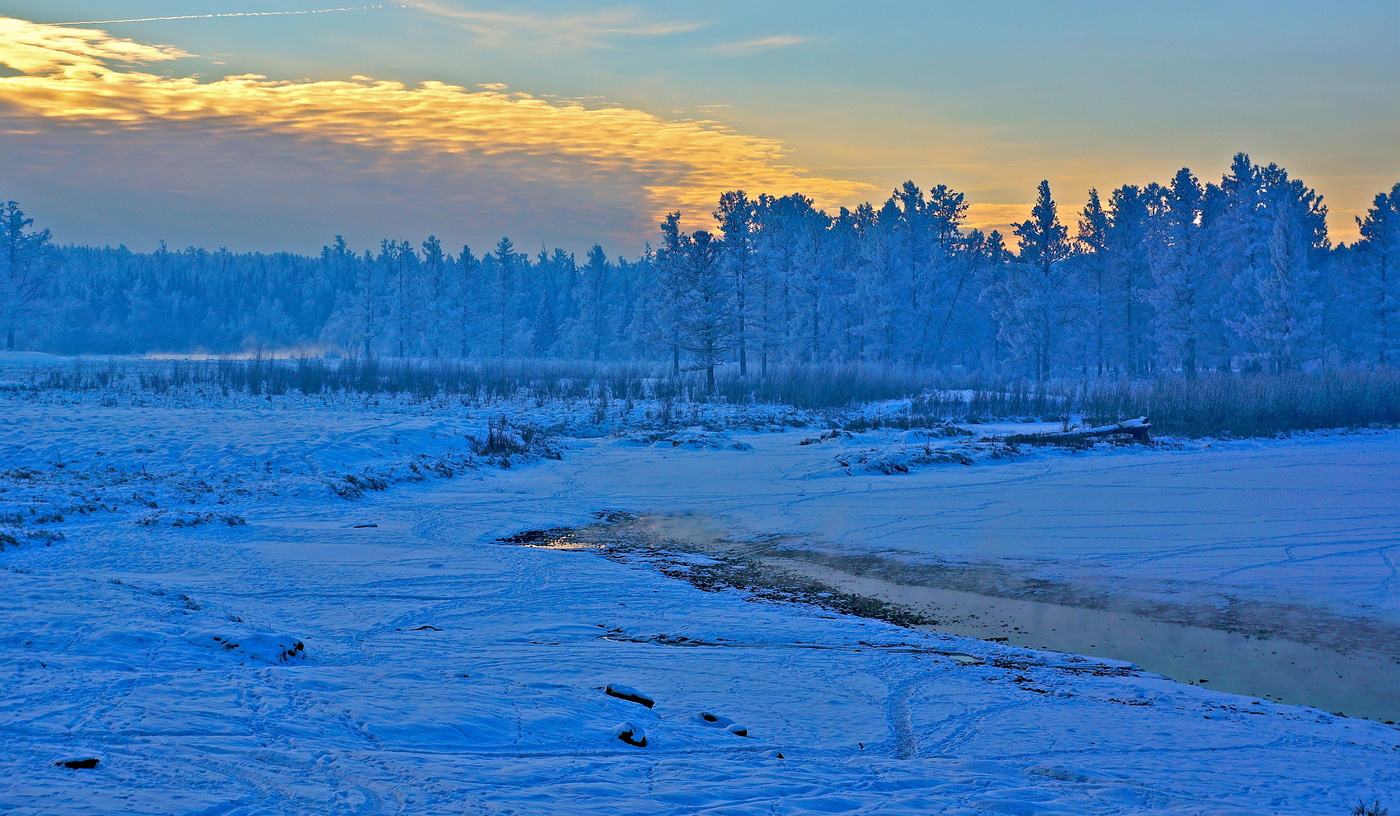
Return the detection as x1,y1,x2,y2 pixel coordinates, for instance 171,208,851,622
1355,185,1400,364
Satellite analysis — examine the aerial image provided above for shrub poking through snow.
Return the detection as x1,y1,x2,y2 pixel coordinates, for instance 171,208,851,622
478,416,530,457
188,632,307,663
136,511,247,528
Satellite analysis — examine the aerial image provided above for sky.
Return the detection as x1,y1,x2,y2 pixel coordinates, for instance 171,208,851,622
0,1,1396,255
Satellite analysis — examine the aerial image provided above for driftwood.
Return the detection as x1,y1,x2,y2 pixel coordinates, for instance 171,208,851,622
1004,417,1151,446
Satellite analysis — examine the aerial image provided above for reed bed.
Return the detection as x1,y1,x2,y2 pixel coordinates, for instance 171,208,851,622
10,356,1399,438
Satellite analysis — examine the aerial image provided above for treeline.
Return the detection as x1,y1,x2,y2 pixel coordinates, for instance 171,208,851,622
4,153,1398,381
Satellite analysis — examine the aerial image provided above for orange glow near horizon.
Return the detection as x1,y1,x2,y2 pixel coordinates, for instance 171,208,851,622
0,15,1385,247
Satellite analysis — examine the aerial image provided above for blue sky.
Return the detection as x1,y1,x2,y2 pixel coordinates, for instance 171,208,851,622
1,0,1396,253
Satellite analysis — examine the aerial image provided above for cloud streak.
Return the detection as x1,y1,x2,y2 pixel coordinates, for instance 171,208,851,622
52,6,395,27
0,16,867,230
713,34,808,55
408,2,703,49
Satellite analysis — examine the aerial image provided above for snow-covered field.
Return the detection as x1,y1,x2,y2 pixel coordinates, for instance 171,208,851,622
3,370,1398,814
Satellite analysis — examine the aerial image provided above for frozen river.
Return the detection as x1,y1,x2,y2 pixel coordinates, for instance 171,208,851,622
521,430,1400,720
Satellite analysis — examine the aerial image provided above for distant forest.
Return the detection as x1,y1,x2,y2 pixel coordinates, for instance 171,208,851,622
3,153,1398,383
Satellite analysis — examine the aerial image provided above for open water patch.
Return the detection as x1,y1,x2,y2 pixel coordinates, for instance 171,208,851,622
497,512,1400,724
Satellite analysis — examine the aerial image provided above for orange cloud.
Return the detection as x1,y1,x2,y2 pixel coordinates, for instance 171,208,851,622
0,16,869,223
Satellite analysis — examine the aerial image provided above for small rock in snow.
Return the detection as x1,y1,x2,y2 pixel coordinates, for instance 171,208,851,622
612,722,648,747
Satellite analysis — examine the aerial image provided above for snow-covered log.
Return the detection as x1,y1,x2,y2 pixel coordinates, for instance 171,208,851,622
1005,417,1151,445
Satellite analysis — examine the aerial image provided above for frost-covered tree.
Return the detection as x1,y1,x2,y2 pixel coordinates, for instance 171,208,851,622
715,191,757,376
761,195,829,364
986,181,1079,380
0,201,53,350
454,244,479,357
420,236,447,358
890,182,968,365
1147,169,1217,377
671,228,733,391
923,187,970,363
487,237,517,358
655,213,689,374
1103,185,1156,374
1219,157,1327,371
1354,184,1400,364
7,161,1395,379
323,242,380,358
375,239,420,357
754,195,805,372
527,247,574,355
317,236,365,354
572,244,612,361
1077,189,1111,375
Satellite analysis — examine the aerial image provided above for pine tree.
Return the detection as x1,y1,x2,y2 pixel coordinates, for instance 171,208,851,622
577,244,611,361
672,229,734,392
1147,169,1216,377
381,239,420,358
1077,189,1110,375
657,213,687,375
715,191,756,376
920,184,971,366
1355,184,1400,364
349,248,382,357
775,196,833,364
0,201,53,351
455,245,479,357
421,236,447,358
1104,185,1155,374
1222,158,1327,371
988,181,1079,380
488,237,517,358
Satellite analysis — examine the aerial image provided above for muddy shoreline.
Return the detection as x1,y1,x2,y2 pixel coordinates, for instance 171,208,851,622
500,512,1400,724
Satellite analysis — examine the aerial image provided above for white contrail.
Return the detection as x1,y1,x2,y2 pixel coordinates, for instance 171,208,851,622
54,6,394,26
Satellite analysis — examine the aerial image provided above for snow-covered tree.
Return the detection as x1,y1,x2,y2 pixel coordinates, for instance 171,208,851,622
572,244,612,361
420,236,447,358
0,201,53,350
5,161,1392,380
715,191,757,376
672,228,733,391
486,237,517,358
454,244,480,357
1219,157,1327,371
1354,184,1400,364
986,181,1080,380
1104,185,1156,374
378,239,420,357
1077,189,1111,375
1146,169,1217,377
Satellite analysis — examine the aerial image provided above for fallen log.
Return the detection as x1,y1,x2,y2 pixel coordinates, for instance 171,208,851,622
1003,417,1151,446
